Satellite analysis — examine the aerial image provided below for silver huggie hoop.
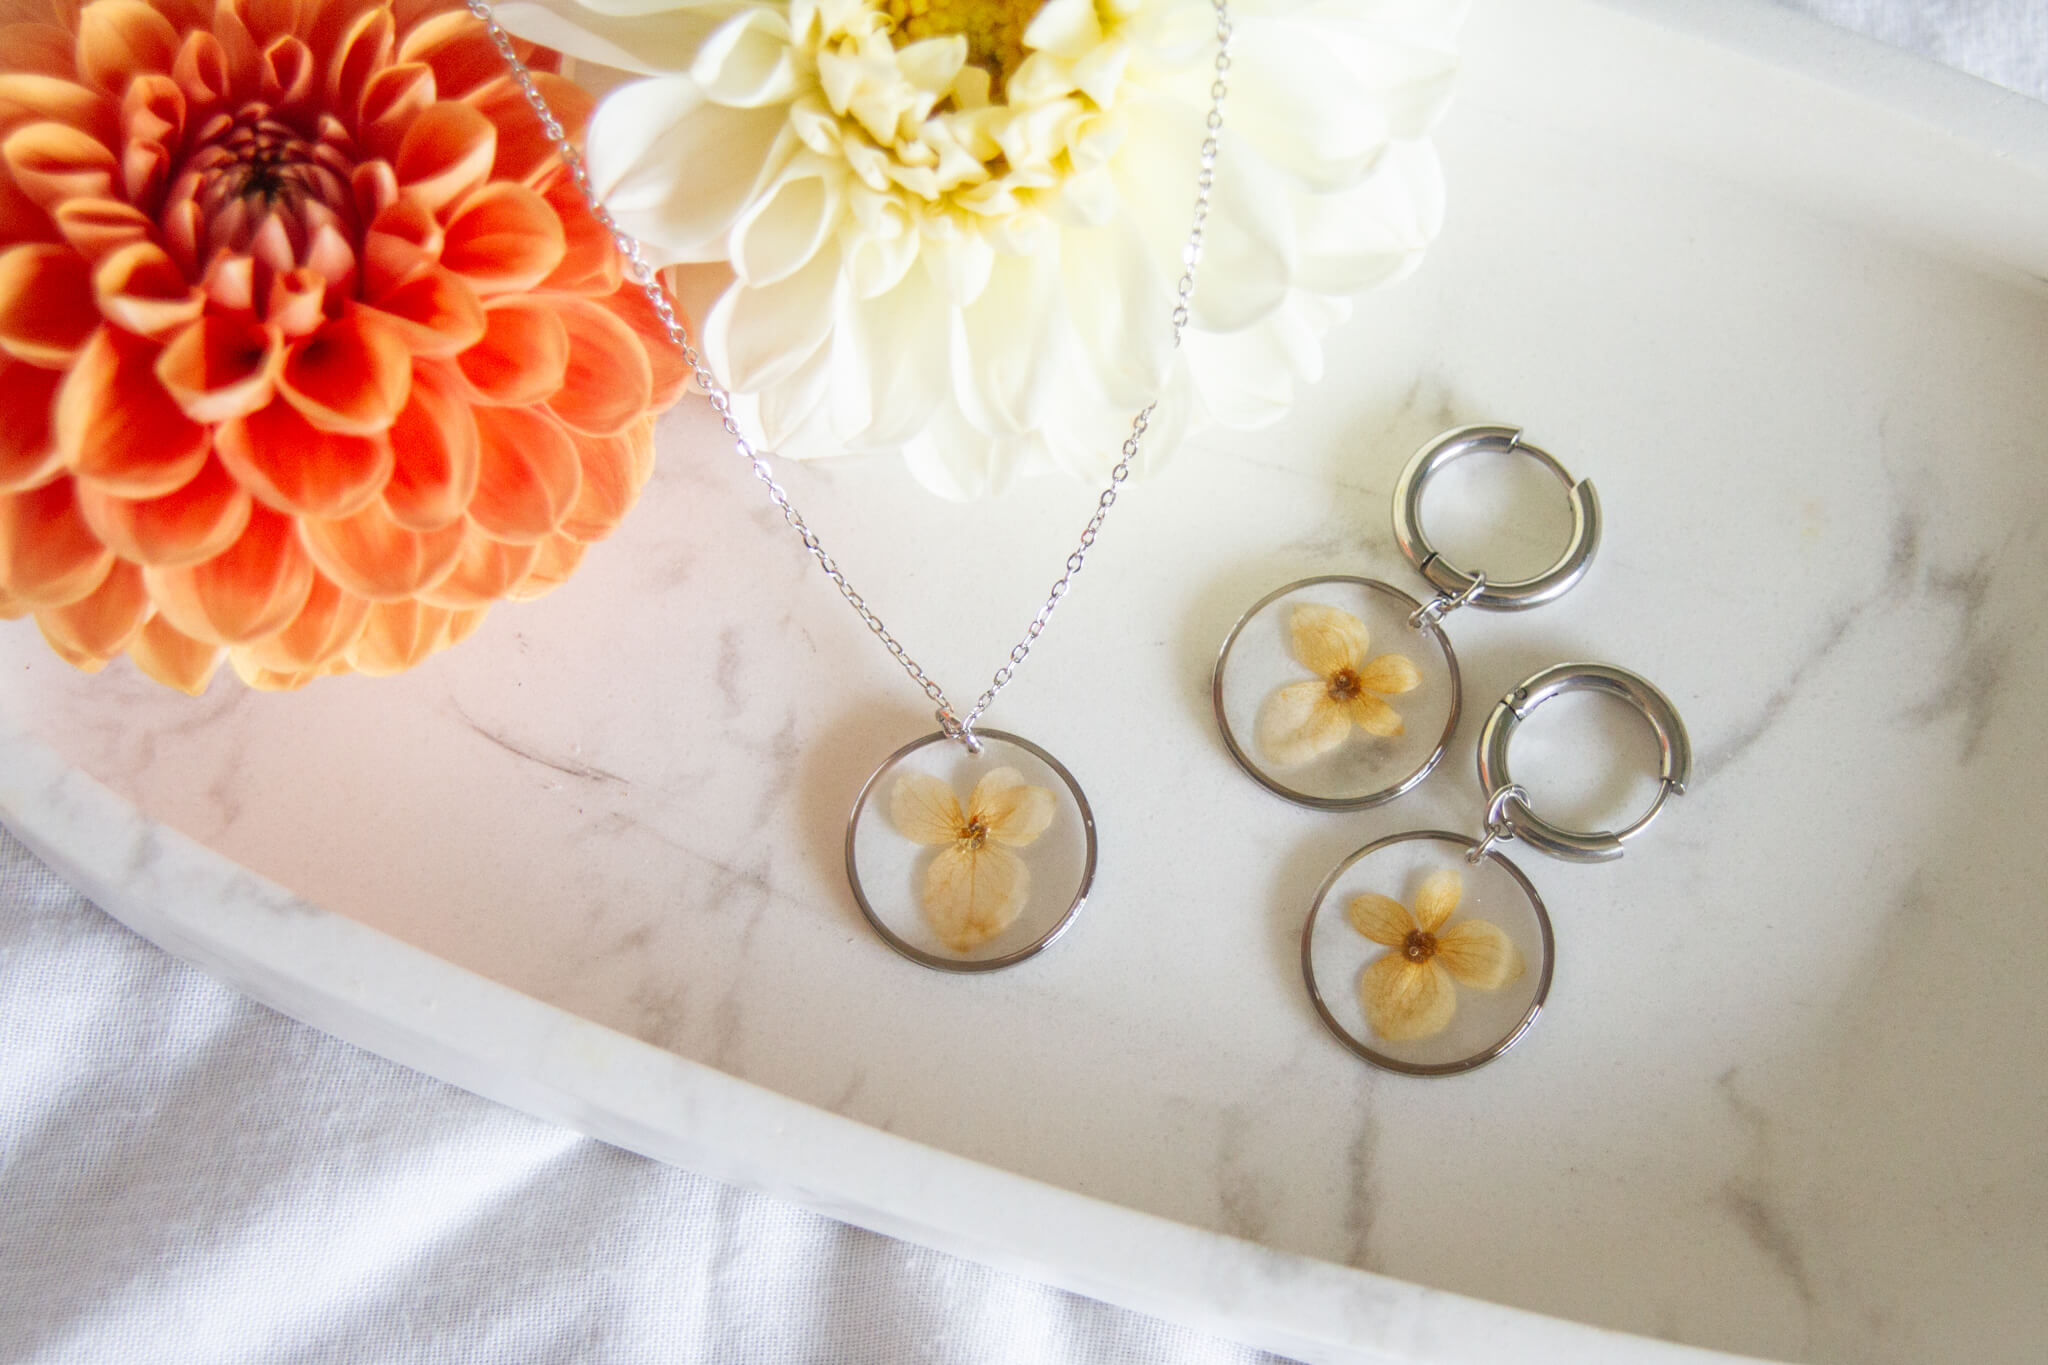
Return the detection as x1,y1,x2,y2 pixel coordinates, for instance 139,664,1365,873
1476,663,1692,862
1392,425,1602,611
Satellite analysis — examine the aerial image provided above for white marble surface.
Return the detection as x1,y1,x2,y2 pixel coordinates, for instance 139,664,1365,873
6,1,2048,1361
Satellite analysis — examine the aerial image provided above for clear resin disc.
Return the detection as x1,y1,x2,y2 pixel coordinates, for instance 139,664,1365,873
845,729,1096,972
1212,576,1459,808
1302,830,1554,1075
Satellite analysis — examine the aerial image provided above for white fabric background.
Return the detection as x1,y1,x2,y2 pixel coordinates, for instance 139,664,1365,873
3,5,2040,1362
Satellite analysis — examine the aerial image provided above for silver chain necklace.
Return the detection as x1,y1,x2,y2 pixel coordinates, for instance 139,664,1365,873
473,0,1232,970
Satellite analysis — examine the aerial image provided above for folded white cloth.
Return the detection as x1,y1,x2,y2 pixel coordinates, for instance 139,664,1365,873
0,827,1279,1364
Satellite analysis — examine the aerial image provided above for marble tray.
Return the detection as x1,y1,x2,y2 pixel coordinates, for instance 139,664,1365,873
6,1,2047,1361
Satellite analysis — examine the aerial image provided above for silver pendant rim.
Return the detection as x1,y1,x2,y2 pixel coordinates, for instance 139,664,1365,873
1211,574,1461,811
844,727,1098,974
1301,829,1556,1077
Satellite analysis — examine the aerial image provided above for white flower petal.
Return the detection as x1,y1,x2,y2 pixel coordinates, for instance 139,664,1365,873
586,75,791,263
1190,125,1296,331
1058,212,1172,409
495,0,741,74
1024,0,1103,59
730,153,842,285
919,220,994,307
689,7,802,106
899,399,1029,500
753,341,831,449
841,198,919,298
954,248,1063,436
704,240,839,390
829,263,947,448
1291,140,1444,294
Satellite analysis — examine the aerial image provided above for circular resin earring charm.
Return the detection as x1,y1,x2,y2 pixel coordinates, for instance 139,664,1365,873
1301,663,1691,1075
1212,576,1460,808
1213,424,1599,810
1303,828,1554,1075
845,729,1096,972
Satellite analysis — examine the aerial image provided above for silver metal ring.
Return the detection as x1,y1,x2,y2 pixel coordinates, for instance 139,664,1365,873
1476,663,1691,862
1391,424,1601,611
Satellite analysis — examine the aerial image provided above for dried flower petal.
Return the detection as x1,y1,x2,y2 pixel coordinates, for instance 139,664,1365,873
1289,601,1365,676
1361,954,1456,1042
1434,918,1523,991
1357,652,1421,696
922,841,1027,951
1255,676,1350,766
968,766,1053,847
1412,867,1461,933
1342,690,1404,738
889,770,963,845
1346,891,1414,947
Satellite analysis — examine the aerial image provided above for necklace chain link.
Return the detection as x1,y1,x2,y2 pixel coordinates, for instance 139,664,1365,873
469,0,1232,747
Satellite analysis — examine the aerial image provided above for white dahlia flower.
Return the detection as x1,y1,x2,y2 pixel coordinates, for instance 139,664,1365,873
500,0,1463,498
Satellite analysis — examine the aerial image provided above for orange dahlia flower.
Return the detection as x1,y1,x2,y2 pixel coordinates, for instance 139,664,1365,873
0,0,685,690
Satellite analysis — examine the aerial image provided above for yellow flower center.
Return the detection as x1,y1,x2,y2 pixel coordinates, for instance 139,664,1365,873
1402,929,1437,964
960,817,990,850
884,0,1046,92
1327,667,1363,702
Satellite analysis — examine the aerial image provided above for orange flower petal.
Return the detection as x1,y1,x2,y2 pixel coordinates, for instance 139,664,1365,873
0,476,114,609
265,264,327,337
382,358,477,530
415,530,536,607
0,71,118,147
216,397,393,520
0,357,62,492
455,298,567,406
505,532,584,602
76,452,253,566
92,239,205,340
393,99,494,218
468,404,579,544
154,314,283,423
121,72,187,148
360,264,483,356
55,327,210,498
397,11,507,103
325,5,396,117
35,557,148,666
299,495,465,601
361,195,442,297
52,197,154,267
233,569,370,672
126,611,223,693
356,60,436,165
0,242,98,365
467,72,590,189
603,282,690,411
144,502,314,645
440,179,564,295
2,120,117,211
346,596,455,675
546,297,652,437
560,422,652,544
258,34,315,107
76,0,181,96
535,181,618,298
276,311,413,435
170,29,232,108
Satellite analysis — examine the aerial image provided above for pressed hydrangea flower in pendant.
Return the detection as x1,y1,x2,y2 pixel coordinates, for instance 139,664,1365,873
1302,831,1554,1075
1213,576,1459,808
846,729,1095,970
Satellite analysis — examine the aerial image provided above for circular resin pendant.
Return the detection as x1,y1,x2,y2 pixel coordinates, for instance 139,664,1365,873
1302,831,1554,1075
845,729,1096,972
1213,576,1459,809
